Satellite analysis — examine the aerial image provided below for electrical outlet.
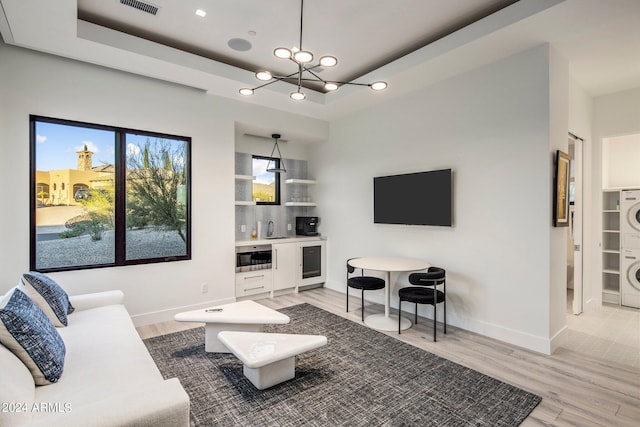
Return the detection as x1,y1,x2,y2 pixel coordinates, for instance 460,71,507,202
287,223,292,231
201,283,208,293
241,224,246,232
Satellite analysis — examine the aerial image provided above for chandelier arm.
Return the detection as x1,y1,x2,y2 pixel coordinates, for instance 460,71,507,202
251,68,305,90
330,81,373,87
275,77,329,82
301,66,327,84
299,0,305,50
250,78,288,91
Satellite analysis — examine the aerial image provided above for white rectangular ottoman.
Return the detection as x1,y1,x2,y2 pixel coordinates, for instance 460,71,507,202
217,331,327,390
174,300,290,353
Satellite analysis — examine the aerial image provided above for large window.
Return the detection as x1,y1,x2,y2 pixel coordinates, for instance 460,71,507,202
30,116,191,272
252,155,280,205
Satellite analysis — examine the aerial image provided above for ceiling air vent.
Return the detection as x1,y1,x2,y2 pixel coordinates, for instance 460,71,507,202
120,0,159,15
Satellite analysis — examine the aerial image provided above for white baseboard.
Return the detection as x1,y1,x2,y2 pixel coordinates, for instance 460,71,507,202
550,324,568,354
461,319,553,355
328,279,554,354
130,297,236,327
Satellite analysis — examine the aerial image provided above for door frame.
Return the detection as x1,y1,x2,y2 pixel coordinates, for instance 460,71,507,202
570,133,584,314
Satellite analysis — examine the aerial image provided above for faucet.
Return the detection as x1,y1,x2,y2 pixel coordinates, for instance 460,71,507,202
267,221,274,237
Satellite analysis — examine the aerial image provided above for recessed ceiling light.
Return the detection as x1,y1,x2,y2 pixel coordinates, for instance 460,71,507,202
195,9,207,17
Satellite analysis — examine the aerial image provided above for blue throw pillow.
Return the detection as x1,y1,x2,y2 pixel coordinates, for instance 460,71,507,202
0,288,66,385
21,272,75,327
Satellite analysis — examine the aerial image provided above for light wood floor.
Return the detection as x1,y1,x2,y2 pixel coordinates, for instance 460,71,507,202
137,288,640,427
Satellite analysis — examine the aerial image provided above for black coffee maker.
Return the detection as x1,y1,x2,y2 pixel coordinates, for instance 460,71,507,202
296,216,319,236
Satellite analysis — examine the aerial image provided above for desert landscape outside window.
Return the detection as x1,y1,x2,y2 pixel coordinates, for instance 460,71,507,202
30,116,191,271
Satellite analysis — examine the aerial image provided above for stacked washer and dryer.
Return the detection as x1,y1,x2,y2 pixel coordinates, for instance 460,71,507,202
620,189,640,308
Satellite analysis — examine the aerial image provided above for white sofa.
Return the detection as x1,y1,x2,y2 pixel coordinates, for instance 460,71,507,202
0,290,190,427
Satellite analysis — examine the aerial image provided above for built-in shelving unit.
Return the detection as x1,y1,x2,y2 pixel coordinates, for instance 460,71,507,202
602,189,621,304
284,178,316,206
235,175,256,205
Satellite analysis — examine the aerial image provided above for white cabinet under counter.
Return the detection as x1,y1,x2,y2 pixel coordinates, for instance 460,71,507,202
272,242,298,292
236,270,273,298
235,237,326,300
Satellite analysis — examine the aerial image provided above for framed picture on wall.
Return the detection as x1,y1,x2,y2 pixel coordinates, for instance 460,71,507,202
553,150,571,227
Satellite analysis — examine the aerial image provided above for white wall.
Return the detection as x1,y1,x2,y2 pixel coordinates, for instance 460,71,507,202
603,134,640,188
548,46,570,349
235,132,313,160
311,45,567,354
0,42,328,325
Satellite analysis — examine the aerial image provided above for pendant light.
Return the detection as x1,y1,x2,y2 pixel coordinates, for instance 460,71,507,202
266,133,287,173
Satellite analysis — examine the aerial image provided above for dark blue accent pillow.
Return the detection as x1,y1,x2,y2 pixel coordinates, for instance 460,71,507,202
0,288,66,385
21,272,75,327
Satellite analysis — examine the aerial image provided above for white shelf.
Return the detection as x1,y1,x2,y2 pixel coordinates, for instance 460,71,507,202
285,202,317,207
235,174,255,181
602,189,622,305
235,201,256,206
285,179,316,185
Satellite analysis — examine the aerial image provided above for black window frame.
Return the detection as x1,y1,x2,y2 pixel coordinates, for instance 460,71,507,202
29,115,192,272
252,155,281,206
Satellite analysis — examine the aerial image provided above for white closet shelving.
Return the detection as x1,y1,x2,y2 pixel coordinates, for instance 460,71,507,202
602,189,621,304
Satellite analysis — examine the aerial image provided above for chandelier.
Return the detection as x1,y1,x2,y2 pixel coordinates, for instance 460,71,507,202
239,0,387,101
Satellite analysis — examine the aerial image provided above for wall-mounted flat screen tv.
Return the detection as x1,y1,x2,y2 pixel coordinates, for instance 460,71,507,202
374,169,452,226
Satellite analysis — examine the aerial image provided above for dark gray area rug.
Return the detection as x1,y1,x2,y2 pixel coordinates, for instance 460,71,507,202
144,303,541,426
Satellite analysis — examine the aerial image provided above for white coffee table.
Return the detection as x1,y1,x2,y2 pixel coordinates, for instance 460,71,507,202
174,300,290,353
218,331,327,389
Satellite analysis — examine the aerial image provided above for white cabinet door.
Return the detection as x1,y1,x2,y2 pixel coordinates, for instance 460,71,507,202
272,242,298,291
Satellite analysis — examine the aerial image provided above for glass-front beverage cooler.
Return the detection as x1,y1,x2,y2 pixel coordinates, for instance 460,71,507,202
299,240,326,287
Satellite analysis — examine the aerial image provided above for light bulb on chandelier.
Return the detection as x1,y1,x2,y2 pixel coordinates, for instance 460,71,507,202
293,50,313,64
255,71,273,81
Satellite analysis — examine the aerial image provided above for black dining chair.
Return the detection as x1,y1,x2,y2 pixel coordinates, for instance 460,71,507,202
398,267,446,341
346,258,386,321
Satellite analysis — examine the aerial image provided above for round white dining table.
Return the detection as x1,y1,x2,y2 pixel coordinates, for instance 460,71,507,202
349,257,429,331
